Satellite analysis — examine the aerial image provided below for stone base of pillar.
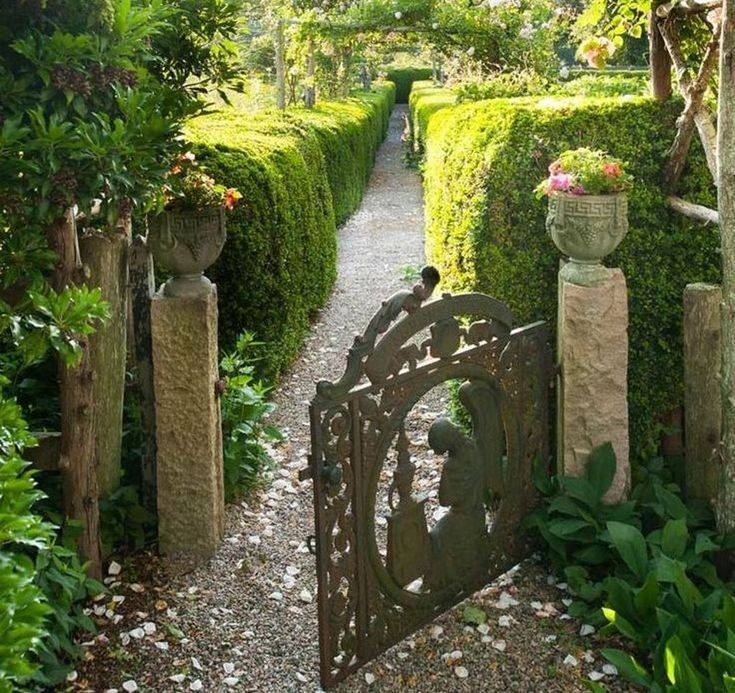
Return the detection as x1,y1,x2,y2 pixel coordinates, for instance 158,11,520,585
151,288,225,562
558,265,630,503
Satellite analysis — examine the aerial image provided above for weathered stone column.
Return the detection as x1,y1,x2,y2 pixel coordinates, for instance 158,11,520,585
557,264,630,503
151,288,225,562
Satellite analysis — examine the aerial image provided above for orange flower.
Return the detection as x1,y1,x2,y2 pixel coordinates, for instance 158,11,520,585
602,162,622,178
224,188,242,210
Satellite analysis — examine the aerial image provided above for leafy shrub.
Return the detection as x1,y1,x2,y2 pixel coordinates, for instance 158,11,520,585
0,391,102,689
219,333,282,500
526,444,735,690
186,84,395,376
413,92,719,456
385,66,434,104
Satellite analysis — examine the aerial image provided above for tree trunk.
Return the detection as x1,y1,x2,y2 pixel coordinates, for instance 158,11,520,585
650,10,673,101
338,45,352,98
661,22,720,191
275,19,286,110
79,215,130,497
47,211,101,579
305,39,316,108
717,0,735,532
128,235,157,515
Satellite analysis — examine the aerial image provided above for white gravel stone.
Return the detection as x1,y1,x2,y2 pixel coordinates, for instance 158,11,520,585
190,680,203,691
129,628,145,639
492,640,507,652
223,662,235,675
563,655,579,667
169,674,186,683
602,664,619,676
580,624,595,636
455,666,469,678
108,561,122,576
364,672,375,685
121,681,138,692
589,671,605,682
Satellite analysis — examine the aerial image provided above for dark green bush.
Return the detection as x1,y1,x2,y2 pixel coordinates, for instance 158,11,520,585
385,66,434,104
414,92,719,457
186,84,395,376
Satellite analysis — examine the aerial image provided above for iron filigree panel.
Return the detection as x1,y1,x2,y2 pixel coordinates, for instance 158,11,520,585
305,267,552,689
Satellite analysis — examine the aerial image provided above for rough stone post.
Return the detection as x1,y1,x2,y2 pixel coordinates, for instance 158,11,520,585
557,265,630,503
684,283,722,503
151,288,225,562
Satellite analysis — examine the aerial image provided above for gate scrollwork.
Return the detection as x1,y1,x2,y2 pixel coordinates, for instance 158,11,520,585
306,267,552,689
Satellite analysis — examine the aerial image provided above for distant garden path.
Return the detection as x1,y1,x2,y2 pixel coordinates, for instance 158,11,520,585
81,106,605,692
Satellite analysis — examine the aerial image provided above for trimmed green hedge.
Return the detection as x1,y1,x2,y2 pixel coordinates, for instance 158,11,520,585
385,66,434,104
413,91,719,457
186,83,395,376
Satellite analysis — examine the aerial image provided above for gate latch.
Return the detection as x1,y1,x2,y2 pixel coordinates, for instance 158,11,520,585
298,454,314,482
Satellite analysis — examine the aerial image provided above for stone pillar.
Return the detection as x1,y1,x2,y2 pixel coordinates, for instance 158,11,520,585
558,264,630,503
151,288,225,562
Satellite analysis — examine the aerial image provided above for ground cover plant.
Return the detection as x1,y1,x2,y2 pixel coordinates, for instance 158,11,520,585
526,444,735,691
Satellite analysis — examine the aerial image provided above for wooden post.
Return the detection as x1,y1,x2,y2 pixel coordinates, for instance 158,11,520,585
129,236,158,515
717,0,735,532
46,211,101,579
650,9,672,101
684,284,722,503
80,215,130,497
275,19,286,110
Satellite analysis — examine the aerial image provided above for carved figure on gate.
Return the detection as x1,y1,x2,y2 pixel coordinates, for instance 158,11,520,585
423,418,489,593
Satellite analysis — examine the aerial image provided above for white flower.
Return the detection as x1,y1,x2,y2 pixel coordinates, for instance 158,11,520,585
519,24,535,40
559,66,570,79
394,11,403,19
467,46,476,57
432,22,439,30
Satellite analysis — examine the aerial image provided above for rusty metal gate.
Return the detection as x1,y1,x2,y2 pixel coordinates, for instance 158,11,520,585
301,267,552,689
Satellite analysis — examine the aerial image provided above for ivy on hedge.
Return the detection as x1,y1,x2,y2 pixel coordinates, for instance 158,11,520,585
186,83,395,376
385,66,434,104
412,90,719,457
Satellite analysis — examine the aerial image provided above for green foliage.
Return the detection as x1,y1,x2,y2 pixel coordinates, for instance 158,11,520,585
186,84,395,373
385,66,433,104
219,333,282,500
0,394,52,688
413,90,719,457
0,390,102,688
526,444,735,691
99,485,156,557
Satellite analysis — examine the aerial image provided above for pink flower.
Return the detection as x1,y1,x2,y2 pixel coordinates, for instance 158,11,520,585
549,173,573,192
570,185,586,195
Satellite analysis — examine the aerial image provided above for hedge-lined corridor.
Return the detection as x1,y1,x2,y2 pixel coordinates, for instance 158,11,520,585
186,84,396,375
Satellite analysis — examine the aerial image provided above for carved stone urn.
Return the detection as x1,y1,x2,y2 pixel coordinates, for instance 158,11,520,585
546,192,628,266
148,207,227,298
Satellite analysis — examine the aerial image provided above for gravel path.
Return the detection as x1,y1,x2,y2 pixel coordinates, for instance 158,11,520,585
71,106,625,693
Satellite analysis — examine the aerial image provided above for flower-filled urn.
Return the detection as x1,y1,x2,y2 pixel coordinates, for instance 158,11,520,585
148,152,241,298
536,148,631,268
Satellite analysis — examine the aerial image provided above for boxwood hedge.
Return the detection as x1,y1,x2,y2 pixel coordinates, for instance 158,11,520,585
412,90,719,457
385,66,434,104
186,83,395,376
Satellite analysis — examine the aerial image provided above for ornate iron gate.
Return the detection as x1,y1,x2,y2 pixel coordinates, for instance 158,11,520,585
302,267,552,689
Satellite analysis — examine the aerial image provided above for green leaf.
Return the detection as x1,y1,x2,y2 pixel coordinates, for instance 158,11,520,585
661,518,688,560
601,648,651,686
607,521,648,582
586,442,617,500
695,533,719,555
665,635,703,692
602,607,638,641
462,605,487,626
633,572,660,616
